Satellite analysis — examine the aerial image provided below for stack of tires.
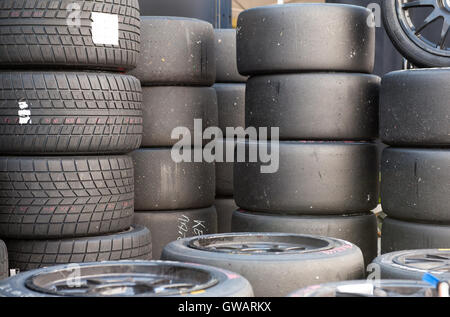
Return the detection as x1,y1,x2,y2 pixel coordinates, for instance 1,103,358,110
129,17,218,259
0,0,152,273
213,29,247,233
231,3,381,266
380,69,450,253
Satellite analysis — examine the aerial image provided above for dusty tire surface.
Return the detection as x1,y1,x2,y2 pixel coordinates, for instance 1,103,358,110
0,71,143,154
214,29,247,83
162,233,364,297
232,210,378,266
134,206,218,259
0,155,134,239
129,16,215,86
0,0,141,71
237,3,375,75
214,83,245,136
6,225,152,272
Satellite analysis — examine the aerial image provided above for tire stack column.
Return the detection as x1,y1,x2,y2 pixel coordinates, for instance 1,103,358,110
129,17,218,259
380,69,450,253
213,29,247,233
0,0,152,273
231,4,381,266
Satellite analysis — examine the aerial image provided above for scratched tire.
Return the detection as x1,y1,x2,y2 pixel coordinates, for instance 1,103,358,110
0,0,140,71
134,206,218,259
162,233,364,297
381,148,450,223
0,71,143,154
6,225,152,272
0,260,254,297
0,155,135,239
0,240,8,280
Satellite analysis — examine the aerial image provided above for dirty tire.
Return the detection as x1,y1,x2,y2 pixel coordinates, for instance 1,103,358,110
234,141,379,214
381,147,450,223
141,86,218,147
214,29,247,83
0,155,134,239
129,16,215,86
131,148,215,211
0,0,140,71
0,71,143,154
215,198,238,234
237,4,375,75
232,210,378,266
289,280,436,297
162,233,364,297
246,73,380,140
0,260,254,297
0,240,8,280
134,206,218,259
214,84,245,136
381,217,450,254
6,225,152,272
380,69,450,146
373,249,450,281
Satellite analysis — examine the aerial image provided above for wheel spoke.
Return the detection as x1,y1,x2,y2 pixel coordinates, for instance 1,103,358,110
402,0,436,9
414,9,442,35
439,20,450,48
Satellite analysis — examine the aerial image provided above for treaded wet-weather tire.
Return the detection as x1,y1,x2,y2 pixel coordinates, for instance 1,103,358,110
236,3,375,75
0,0,141,71
0,240,8,280
381,147,450,223
289,280,436,297
246,73,380,140
129,16,215,86
382,0,450,68
0,260,254,297
141,86,218,147
214,29,247,83
234,141,379,215
232,210,378,266
0,155,135,239
381,217,450,254
6,225,152,271
0,71,143,154
373,249,450,281
131,148,215,211
134,206,218,259
162,233,364,297
380,69,450,146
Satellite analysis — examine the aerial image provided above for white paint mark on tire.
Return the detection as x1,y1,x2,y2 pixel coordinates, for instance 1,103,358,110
18,101,31,125
91,12,119,45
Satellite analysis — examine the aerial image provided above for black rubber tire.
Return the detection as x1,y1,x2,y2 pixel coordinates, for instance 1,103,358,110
129,16,215,86
134,206,218,259
0,260,254,297
0,71,143,154
0,240,8,280
236,3,375,75
215,198,237,234
232,210,378,266
381,147,450,223
215,139,236,197
214,83,245,136
381,217,450,254
234,141,379,215
246,73,380,140
289,280,435,297
6,225,152,272
373,249,450,280
214,29,247,83
162,233,364,297
0,155,134,239
141,86,218,147
380,69,450,146
131,148,215,211
0,0,140,71
382,0,450,68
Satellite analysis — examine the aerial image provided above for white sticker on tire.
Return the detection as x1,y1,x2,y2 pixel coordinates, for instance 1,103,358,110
18,101,31,125
91,12,119,45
